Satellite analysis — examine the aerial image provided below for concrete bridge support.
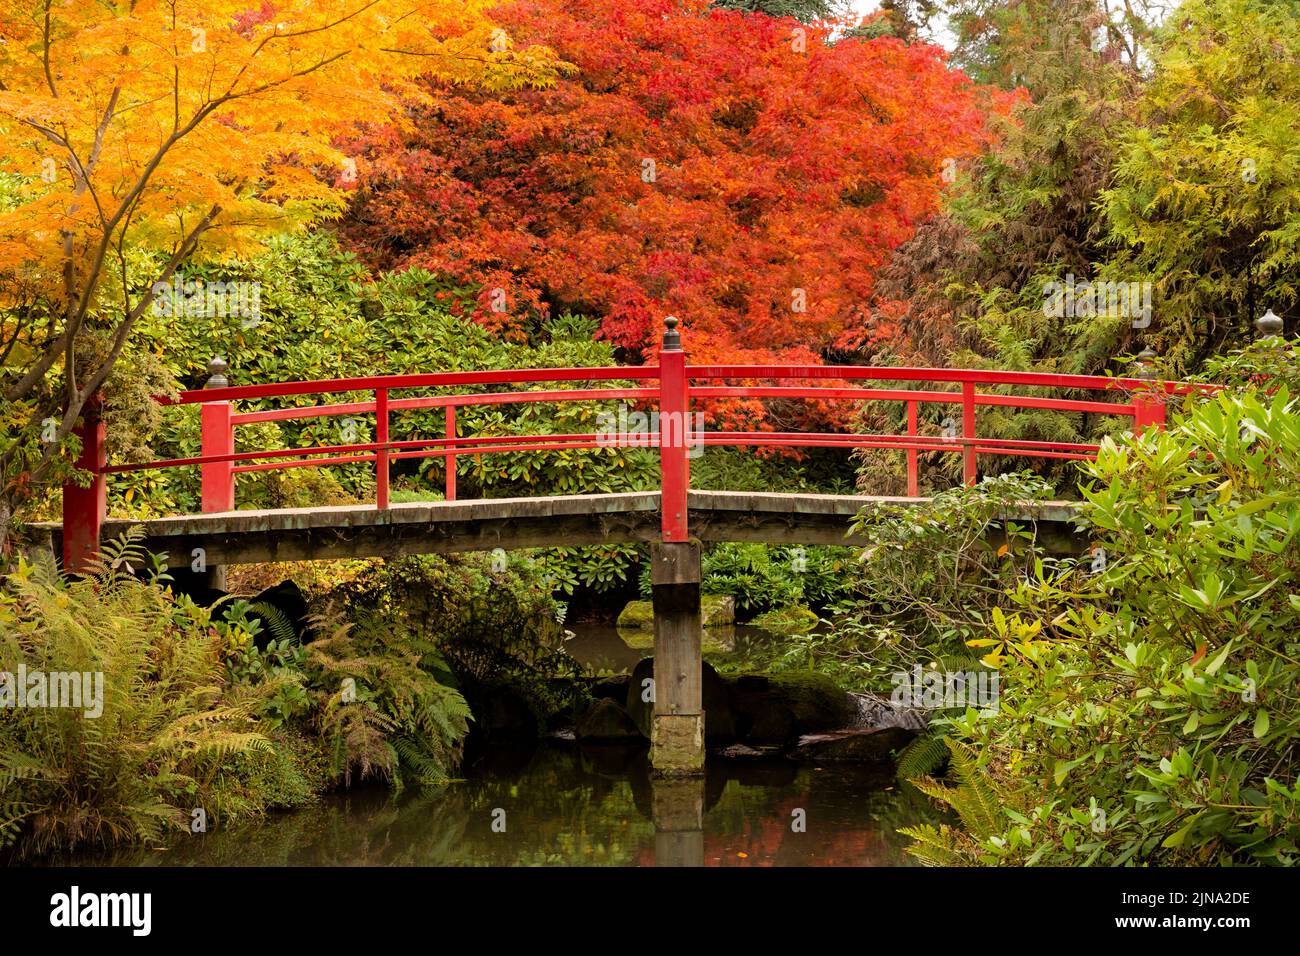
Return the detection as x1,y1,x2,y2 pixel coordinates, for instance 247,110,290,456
649,540,704,775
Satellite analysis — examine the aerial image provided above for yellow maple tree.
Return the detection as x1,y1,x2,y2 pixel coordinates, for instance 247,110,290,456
0,0,559,542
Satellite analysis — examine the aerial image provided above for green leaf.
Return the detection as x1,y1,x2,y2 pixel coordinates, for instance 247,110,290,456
1204,640,1233,676
1054,756,1085,786
1161,818,1197,849
1253,710,1270,739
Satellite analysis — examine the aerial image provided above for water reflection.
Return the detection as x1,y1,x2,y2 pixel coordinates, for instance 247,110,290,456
75,743,938,867
564,622,788,674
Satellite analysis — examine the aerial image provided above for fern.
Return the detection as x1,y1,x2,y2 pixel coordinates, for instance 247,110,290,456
249,601,297,643
895,733,951,780
305,610,469,791
0,552,305,860
899,738,1011,866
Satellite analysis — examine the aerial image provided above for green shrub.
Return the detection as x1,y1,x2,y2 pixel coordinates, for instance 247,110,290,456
909,387,1300,865
817,473,1055,691
327,552,582,728
662,542,856,618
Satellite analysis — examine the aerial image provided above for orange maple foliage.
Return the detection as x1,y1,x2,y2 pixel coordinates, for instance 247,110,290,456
344,0,1012,367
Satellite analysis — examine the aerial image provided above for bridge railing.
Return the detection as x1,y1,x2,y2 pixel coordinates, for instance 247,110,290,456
61,318,1205,568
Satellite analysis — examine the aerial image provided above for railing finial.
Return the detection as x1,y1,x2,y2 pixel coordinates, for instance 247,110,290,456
662,315,681,352
1255,308,1283,341
1133,346,1158,381
205,356,229,390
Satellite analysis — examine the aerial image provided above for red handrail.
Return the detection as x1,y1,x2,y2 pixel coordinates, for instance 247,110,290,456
61,320,1201,570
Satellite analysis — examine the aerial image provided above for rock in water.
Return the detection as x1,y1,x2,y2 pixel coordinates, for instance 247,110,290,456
792,727,918,762
846,692,929,731
714,743,768,759
576,699,645,743
590,674,632,703
615,594,735,630
615,600,655,629
730,672,851,745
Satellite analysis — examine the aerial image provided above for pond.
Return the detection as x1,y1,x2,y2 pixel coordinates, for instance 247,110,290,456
73,742,941,867
56,618,942,867
562,620,805,674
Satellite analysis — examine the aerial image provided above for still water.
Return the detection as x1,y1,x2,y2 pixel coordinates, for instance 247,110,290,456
69,621,938,867
81,743,939,867
562,620,799,673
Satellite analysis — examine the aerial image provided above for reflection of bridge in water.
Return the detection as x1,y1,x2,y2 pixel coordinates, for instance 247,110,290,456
47,318,1201,773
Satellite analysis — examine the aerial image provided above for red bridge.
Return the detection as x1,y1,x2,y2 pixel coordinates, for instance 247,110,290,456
56,317,1191,572
47,317,1206,772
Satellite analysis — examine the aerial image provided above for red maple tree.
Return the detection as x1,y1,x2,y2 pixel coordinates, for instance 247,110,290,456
343,0,1010,367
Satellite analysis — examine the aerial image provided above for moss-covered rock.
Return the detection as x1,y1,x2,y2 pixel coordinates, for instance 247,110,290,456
575,698,644,743
729,671,851,745
770,672,851,729
616,600,655,629
752,606,820,635
615,594,735,630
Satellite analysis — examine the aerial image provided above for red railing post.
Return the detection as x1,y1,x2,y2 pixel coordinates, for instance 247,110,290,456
444,404,457,501
200,358,235,513
62,394,106,572
961,380,977,487
906,399,919,496
375,388,390,509
1131,347,1167,434
1132,391,1166,433
659,316,689,541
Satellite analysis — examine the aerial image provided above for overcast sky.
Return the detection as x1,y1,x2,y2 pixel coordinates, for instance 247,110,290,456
848,0,957,49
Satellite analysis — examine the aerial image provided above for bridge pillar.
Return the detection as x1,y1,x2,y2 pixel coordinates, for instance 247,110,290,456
649,540,704,775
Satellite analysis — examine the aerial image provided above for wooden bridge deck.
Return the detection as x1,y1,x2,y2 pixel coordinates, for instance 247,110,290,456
40,491,1087,566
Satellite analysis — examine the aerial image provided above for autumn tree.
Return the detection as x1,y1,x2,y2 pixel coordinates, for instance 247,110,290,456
343,0,1006,369
1099,0,1300,357
712,0,851,21
871,0,1143,369
0,0,558,549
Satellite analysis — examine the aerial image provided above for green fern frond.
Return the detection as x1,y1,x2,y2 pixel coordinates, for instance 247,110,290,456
895,733,951,780
898,823,972,867
249,601,297,643
900,738,1011,864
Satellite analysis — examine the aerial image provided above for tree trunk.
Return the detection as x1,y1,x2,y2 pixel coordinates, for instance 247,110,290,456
0,495,12,565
